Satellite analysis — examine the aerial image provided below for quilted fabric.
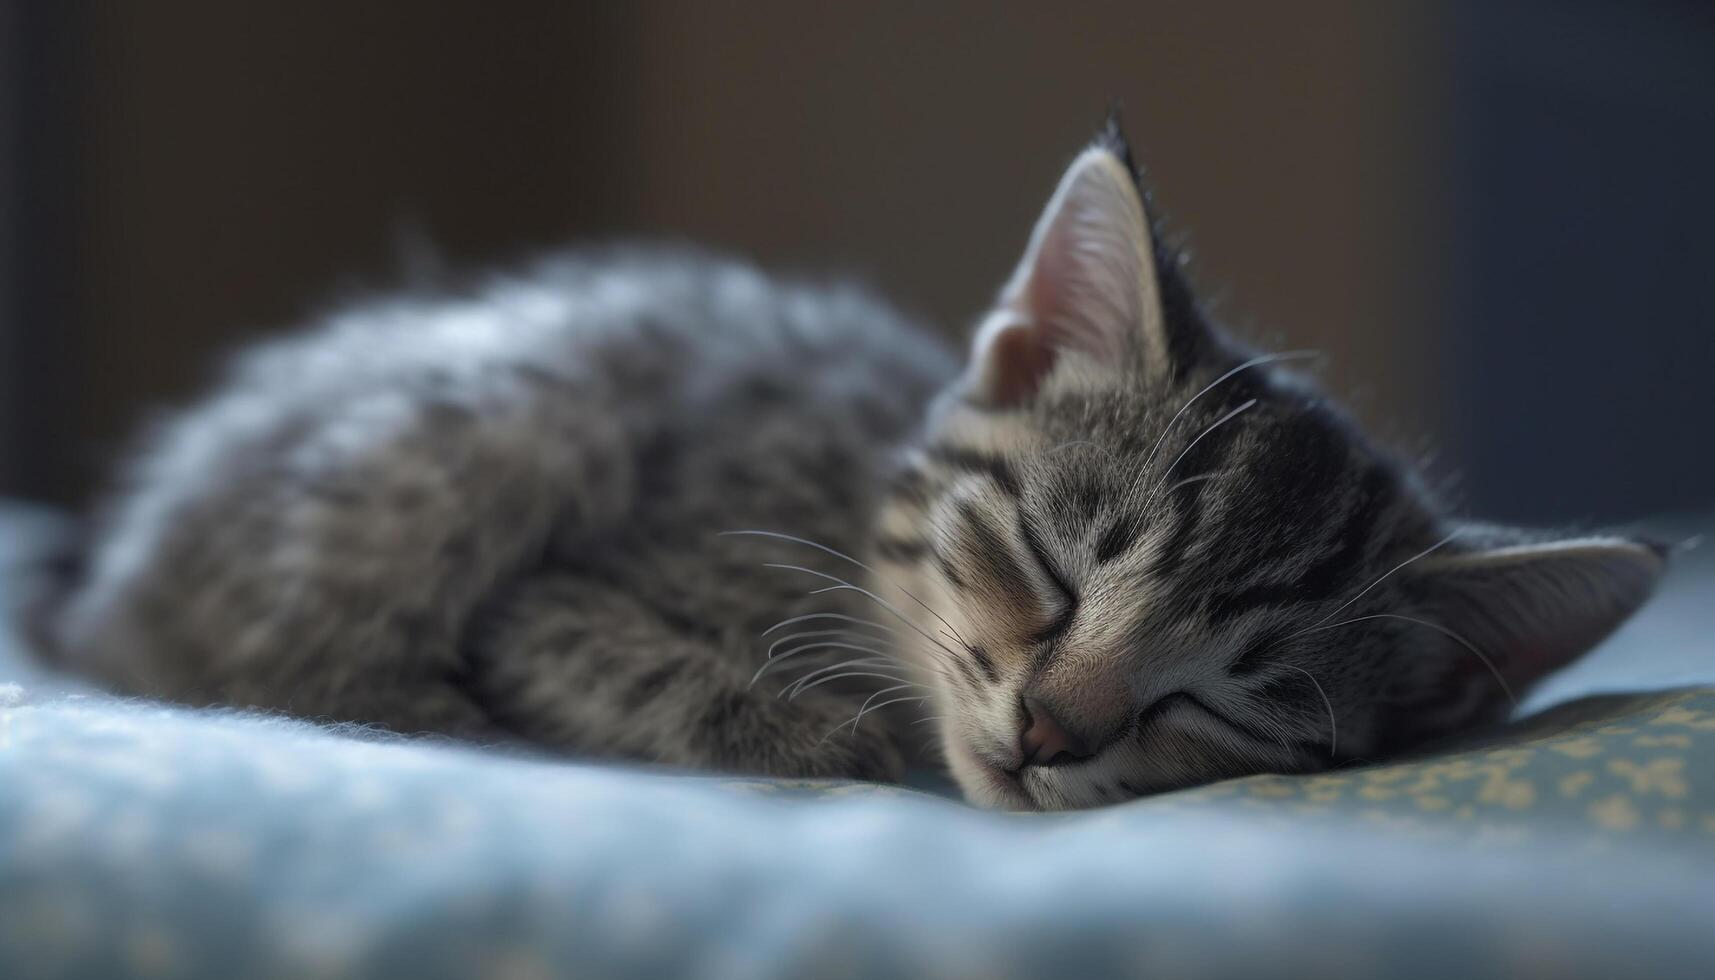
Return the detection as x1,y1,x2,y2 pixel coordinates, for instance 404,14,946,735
1158,688,1715,838
1,684,1712,979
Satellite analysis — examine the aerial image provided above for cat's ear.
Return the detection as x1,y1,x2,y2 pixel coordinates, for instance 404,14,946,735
967,140,1172,406
1387,527,1666,741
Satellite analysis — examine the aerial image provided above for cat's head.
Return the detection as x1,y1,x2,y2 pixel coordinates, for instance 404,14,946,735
874,124,1666,810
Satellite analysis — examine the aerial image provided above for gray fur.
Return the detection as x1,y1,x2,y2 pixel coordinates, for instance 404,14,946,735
49,132,1665,810
866,135,1665,809
54,248,954,781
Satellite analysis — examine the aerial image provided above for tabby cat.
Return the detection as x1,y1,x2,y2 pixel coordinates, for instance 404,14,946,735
48,122,1664,810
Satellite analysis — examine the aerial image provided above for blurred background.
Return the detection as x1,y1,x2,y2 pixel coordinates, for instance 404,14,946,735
2,1,1712,525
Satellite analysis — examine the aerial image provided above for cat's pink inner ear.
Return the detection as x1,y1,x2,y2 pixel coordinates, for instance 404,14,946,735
975,320,1057,407
970,146,1166,405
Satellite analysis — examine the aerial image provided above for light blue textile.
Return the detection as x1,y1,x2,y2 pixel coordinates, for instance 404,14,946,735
2,689,1713,980
3,504,1713,979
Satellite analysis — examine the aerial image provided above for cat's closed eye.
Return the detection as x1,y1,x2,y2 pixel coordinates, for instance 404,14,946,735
872,125,1664,810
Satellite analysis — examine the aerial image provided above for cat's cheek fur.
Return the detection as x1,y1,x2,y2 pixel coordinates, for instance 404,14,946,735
942,733,1035,810
871,544,1043,809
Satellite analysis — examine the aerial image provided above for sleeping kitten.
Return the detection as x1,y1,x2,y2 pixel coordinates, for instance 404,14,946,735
47,121,1664,810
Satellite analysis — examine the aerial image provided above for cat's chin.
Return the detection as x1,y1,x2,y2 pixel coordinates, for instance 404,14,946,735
945,737,1039,811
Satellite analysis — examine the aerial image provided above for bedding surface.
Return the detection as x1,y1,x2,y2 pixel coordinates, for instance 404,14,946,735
3,503,1713,978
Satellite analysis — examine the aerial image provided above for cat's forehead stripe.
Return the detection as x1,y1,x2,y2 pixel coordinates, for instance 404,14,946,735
927,445,1021,498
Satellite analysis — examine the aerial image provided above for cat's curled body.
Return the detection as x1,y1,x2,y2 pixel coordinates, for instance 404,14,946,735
52,125,1665,809
55,249,956,780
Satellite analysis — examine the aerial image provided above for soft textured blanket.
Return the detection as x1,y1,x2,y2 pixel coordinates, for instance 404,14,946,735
2,686,1713,979
3,504,1712,979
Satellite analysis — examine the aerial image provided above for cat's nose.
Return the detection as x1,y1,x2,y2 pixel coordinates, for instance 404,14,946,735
1017,697,1091,768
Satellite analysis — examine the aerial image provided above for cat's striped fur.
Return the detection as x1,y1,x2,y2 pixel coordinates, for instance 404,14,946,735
46,123,1665,809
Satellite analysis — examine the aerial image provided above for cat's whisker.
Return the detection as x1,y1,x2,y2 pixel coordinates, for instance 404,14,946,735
792,593,967,686
778,659,904,699
724,529,974,651
1271,663,1338,758
856,694,933,722
1145,399,1257,504
777,655,909,695
791,670,923,701
848,682,920,733
1138,350,1322,480
761,562,968,664
817,695,934,747
759,612,898,639
1163,471,1225,496
767,628,952,692
774,653,896,688
804,583,971,676
1300,530,1462,633
753,598,957,688
910,715,946,727
1302,612,1517,707
751,640,896,689
765,628,894,661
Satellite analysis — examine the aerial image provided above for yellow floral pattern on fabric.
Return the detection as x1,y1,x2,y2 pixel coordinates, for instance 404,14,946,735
1126,689,1715,840
726,689,1715,844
